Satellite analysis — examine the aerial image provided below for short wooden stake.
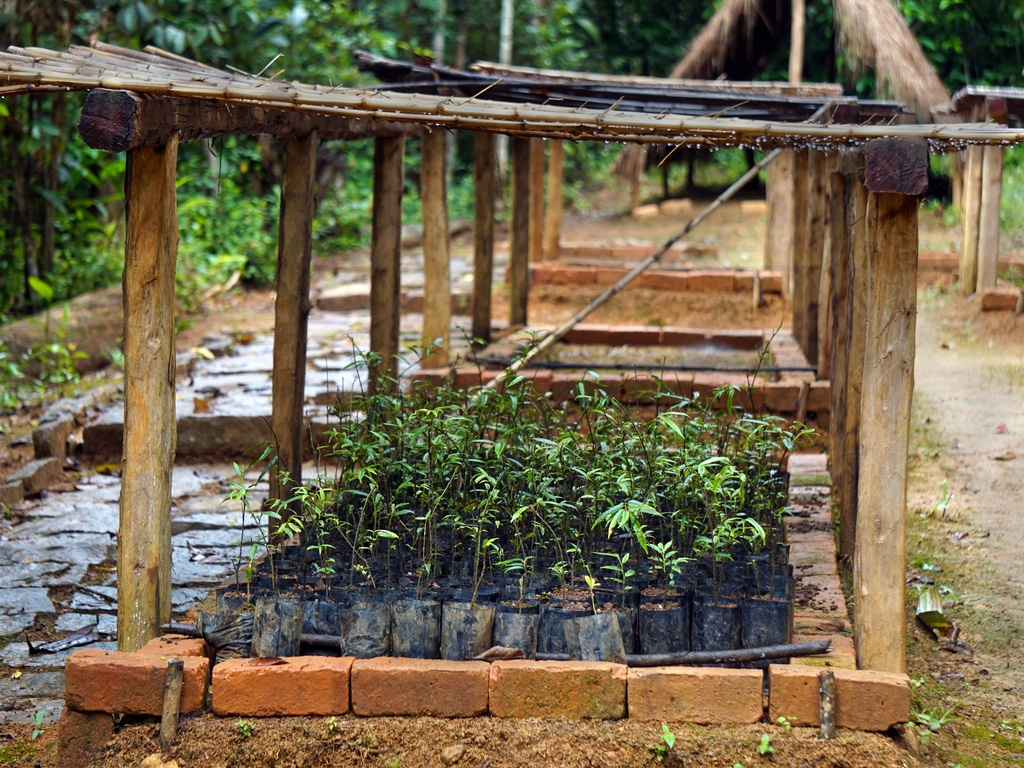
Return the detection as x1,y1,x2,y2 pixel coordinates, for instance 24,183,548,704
369,136,405,392
270,132,316,525
818,669,836,739
159,657,185,750
472,132,496,345
421,129,451,369
118,137,178,653
509,137,530,326
752,270,762,313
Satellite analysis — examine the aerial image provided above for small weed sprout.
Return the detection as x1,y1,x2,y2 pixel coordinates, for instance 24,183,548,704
776,715,794,731
651,723,676,762
236,719,255,738
30,710,45,740
757,733,774,756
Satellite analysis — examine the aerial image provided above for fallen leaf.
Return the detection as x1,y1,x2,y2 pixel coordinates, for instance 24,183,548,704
190,346,215,361
11,670,21,679
995,424,1008,434
193,397,212,414
949,532,969,541
994,452,1016,461
96,463,121,476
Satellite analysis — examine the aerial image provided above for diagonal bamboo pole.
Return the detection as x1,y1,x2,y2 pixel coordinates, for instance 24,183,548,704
483,105,832,392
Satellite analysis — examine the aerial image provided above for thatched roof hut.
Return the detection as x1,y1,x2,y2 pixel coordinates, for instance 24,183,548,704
673,0,951,118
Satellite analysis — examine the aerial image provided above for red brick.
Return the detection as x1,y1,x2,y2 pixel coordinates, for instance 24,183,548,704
734,272,756,292
789,634,857,669
137,634,212,660
537,266,596,287
709,329,765,350
65,649,209,715
516,368,553,397
212,656,352,716
764,382,801,412
549,372,583,402
604,326,662,346
452,365,483,389
688,271,736,293
787,454,828,474
410,368,454,394
636,271,685,290
57,707,114,768
562,324,610,344
660,327,708,346
768,665,910,731
489,660,626,719
657,372,695,400
980,288,1020,310
760,272,783,293
593,267,628,286
628,666,763,723
351,657,488,718
806,381,831,412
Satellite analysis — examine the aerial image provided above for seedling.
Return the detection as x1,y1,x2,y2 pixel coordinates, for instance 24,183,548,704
236,719,255,738
651,723,676,762
776,715,794,732
30,711,45,740
757,733,775,756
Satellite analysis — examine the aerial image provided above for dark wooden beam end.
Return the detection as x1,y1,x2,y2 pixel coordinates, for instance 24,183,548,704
864,136,929,195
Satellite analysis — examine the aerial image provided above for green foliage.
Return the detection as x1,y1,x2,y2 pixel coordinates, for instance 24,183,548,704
236,718,255,738
757,733,774,756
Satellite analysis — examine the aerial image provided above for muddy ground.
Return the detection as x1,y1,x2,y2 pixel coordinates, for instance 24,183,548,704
2,193,1024,766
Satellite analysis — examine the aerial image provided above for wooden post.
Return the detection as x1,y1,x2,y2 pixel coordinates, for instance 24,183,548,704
529,137,545,264
828,151,867,568
472,132,496,345
819,669,837,739
790,151,811,349
118,137,178,653
959,144,983,296
509,137,530,327
764,151,795,292
421,129,451,369
543,139,565,260
977,144,1004,291
370,136,405,392
270,132,316,523
855,137,927,674
803,150,827,366
817,224,832,381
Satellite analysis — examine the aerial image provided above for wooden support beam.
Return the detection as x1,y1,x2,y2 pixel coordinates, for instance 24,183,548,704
817,221,832,381
118,137,178,653
764,151,795,292
78,88,412,151
509,137,530,326
790,150,811,348
370,136,405,392
977,144,1004,291
543,139,565,261
854,136,926,674
529,137,545,264
421,129,451,368
803,149,827,365
472,132,496,345
960,145,984,295
269,132,316,525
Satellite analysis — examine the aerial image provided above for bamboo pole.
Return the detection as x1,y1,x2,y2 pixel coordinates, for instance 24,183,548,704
472,133,496,344
855,188,919,674
959,144,983,295
421,129,451,368
509,137,531,326
369,136,405,392
270,132,316,526
118,137,178,653
543,139,565,260
977,144,1004,291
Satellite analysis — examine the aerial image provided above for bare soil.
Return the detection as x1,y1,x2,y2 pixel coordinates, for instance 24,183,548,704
3,197,1024,766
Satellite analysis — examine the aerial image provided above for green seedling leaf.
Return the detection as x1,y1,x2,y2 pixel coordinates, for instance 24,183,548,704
916,585,952,638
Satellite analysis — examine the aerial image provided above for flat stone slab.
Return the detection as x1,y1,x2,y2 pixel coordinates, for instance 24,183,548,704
0,698,65,727
7,457,64,495
0,561,87,588
0,641,117,668
55,613,117,635
0,587,55,616
0,669,65,699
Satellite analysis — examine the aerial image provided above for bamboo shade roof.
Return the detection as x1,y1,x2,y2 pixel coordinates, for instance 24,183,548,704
2,42,1024,152
950,86,1024,125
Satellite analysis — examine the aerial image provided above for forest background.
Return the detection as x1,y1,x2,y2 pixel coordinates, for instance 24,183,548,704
2,0,1023,331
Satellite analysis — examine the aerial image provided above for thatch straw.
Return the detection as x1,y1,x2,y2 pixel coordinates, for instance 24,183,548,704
671,0,790,80
833,0,951,118
0,42,1013,151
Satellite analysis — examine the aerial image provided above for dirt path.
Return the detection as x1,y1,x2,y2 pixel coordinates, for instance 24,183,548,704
904,284,1024,761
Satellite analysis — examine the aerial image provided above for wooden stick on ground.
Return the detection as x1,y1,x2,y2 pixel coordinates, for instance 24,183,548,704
819,669,837,739
159,657,185,750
